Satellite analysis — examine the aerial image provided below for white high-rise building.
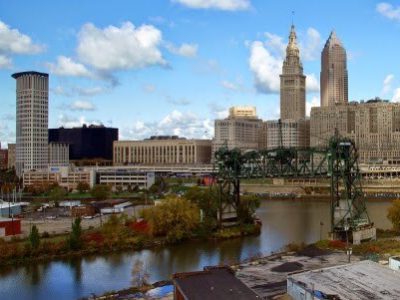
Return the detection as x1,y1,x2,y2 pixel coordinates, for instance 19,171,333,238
12,71,49,176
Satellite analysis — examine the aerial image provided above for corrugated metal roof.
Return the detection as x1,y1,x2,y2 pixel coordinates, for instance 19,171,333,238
289,260,400,299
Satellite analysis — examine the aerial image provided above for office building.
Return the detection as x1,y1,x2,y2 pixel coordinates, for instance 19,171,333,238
0,143,7,170
48,142,69,166
49,124,118,163
266,119,310,149
321,31,348,107
23,166,94,191
13,71,49,176
213,106,262,156
311,99,400,164
280,25,306,121
7,143,15,170
114,136,212,165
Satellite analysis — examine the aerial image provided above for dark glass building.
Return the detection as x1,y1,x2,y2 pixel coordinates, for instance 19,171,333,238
49,125,118,161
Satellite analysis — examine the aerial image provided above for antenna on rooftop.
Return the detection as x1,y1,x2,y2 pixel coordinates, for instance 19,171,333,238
291,10,295,26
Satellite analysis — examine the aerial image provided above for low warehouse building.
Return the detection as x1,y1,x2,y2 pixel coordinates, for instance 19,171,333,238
173,266,261,300
0,218,21,236
287,260,400,300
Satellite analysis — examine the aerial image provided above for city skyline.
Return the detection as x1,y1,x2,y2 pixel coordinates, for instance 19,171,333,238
1,0,400,146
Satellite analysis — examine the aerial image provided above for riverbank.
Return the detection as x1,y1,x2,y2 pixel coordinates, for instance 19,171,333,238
0,223,261,267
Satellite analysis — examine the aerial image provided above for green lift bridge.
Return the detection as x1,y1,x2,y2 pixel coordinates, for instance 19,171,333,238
214,134,376,244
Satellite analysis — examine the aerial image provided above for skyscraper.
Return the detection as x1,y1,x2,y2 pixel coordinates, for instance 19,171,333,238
320,31,348,107
280,25,306,121
12,71,49,176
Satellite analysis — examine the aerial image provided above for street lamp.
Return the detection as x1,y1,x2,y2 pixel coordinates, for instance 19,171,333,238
347,247,352,263
344,223,351,263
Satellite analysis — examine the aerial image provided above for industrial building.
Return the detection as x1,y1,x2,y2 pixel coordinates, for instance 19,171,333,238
49,124,118,162
0,218,21,237
287,260,400,300
0,201,22,218
173,266,260,300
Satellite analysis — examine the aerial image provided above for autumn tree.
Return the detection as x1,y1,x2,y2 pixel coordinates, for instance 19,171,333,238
141,196,200,242
76,181,90,194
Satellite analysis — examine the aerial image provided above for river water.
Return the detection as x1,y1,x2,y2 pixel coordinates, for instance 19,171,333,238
0,199,393,300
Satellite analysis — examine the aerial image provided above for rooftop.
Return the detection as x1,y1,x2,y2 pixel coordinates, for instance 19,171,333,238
11,71,49,79
288,260,400,299
173,266,260,300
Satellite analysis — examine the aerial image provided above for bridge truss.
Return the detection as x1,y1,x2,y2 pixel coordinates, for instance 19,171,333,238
214,135,375,242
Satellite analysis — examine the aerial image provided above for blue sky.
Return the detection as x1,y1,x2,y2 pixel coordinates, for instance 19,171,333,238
1,0,400,146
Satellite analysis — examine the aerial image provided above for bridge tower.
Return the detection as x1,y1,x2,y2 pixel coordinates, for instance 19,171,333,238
328,135,376,244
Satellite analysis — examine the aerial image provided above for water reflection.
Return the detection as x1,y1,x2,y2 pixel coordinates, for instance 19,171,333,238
0,199,393,300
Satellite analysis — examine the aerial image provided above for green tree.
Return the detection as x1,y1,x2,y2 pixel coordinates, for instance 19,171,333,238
185,186,220,230
29,225,40,250
90,184,111,201
76,181,90,194
68,217,83,250
388,199,400,231
49,186,66,205
237,194,260,225
141,196,200,242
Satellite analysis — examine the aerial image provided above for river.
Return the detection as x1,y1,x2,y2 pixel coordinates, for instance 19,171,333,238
0,199,394,300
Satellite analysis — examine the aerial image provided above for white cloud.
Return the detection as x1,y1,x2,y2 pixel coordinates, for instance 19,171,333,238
0,20,44,68
166,97,191,106
121,110,213,140
306,73,320,92
47,56,93,77
301,27,322,61
306,96,319,117
69,100,96,111
143,84,157,93
77,22,166,71
377,2,400,21
165,42,198,57
393,88,400,102
58,114,101,128
0,20,44,55
74,86,108,97
249,27,322,94
172,0,250,11
248,40,281,93
382,74,394,95
209,103,229,119
221,80,239,91
0,54,11,68
52,85,108,97
263,32,286,57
